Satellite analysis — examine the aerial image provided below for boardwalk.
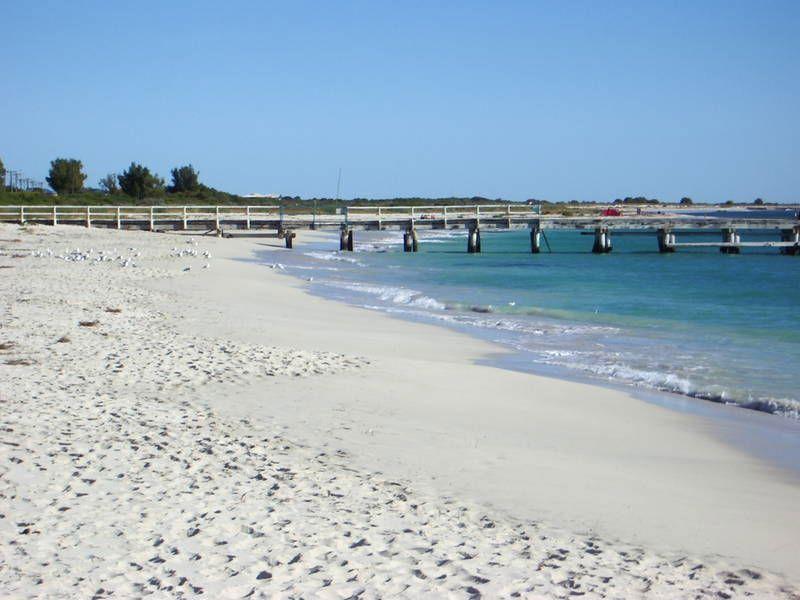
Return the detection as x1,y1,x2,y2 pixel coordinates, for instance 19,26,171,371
1,204,798,254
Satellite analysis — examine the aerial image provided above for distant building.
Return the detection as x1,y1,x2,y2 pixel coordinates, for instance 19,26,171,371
242,193,279,199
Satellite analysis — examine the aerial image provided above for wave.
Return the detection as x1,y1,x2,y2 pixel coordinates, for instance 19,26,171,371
330,281,447,311
304,251,365,266
535,354,800,419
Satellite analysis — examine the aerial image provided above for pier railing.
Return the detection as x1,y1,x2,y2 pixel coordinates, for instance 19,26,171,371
345,204,540,219
1,203,797,255
0,205,283,229
343,204,541,226
0,203,541,228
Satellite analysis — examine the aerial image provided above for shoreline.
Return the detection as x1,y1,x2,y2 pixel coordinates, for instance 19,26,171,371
265,230,800,476
275,227,800,422
1,223,799,596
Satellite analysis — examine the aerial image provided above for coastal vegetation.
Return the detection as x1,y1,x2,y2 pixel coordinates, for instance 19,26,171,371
45,158,87,195
168,165,200,193
117,163,165,200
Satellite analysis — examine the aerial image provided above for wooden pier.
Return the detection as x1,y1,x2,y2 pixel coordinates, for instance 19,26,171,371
1,204,798,255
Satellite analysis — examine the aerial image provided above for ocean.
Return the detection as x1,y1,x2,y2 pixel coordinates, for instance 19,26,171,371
263,215,800,421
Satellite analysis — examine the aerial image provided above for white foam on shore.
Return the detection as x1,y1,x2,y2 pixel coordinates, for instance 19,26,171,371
304,250,365,266
332,281,447,311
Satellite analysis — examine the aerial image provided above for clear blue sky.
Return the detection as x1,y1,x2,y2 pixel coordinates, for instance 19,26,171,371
3,1,798,202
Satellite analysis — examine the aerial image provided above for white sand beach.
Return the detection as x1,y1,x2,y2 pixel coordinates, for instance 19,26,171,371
1,223,799,599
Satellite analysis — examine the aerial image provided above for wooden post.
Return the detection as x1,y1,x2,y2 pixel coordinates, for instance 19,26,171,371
149,206,155,231
245,206,251,230
52,206,57,226
182,206,188,230
215,206,220,231
18,206,24,224
443,205,448,228
530,221,541,254
340,227,348,251
284,230,295,249
377,206,382,230
86,206,91,228
347,229,354,251
116,207,121,229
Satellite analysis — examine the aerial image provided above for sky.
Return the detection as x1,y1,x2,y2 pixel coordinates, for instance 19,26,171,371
2,1,799,202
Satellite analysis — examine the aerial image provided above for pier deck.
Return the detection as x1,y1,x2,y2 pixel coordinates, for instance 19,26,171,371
1,204,798,255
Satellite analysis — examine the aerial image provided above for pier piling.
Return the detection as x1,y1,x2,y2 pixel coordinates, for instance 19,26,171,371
403,231,412,252
467,225,481,253
720,228,740,254
403,228,419,252
347,229,354,252
657,228,676,253
592,226,612,253
781,227,800,255
339,228,349,251
530,222,541,254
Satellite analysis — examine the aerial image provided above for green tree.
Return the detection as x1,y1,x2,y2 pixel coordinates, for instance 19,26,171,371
753,198,764,205
680,197,693,205
169,164,200,193
0,157,6,186
117,162,164,200
46,158,87,194
98,173,119,194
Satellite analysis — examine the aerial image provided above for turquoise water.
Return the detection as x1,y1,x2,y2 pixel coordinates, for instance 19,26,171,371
272,223,800,419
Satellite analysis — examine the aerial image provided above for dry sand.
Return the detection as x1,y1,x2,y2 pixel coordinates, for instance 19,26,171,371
0,223,798,598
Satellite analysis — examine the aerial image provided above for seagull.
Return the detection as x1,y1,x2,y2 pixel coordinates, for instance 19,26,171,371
183,266,191,272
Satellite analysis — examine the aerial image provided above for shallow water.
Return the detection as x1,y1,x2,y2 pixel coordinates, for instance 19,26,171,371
266,221,800,421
